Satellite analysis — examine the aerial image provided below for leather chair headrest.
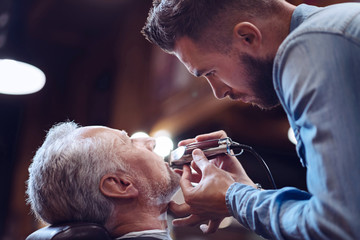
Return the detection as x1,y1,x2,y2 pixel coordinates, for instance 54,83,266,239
26,222,112,240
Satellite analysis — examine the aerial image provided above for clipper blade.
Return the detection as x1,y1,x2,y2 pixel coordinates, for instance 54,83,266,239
168,146,191,166
169,139,231,167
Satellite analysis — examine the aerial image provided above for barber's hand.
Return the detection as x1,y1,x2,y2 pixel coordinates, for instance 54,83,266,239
170,149,235,233
178,130,255,185
170,130,257,233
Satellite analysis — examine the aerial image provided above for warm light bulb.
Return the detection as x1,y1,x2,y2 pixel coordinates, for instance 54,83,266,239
152,130,173,157
131,130,174,157
154,136,174,157
131,132,149,138
0,59,46,95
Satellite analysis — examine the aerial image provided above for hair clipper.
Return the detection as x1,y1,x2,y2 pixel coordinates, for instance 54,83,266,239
168,138,234,166
168,137,278,189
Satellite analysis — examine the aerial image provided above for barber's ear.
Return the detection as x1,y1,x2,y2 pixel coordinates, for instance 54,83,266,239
233,22,262,49
100,173,138,199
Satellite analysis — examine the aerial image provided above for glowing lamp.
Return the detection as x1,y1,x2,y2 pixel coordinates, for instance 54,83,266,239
0,59,46,95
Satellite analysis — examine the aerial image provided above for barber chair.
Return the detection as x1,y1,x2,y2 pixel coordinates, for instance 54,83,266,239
26,222,112,240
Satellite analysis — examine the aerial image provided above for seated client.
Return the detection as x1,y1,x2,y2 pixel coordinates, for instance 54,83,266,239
26,121,180,240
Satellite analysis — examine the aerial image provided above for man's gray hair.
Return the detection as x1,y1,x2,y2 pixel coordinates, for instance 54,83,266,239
26,122,130,225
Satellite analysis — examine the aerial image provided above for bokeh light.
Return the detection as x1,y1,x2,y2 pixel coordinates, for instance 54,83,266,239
0,59,46,95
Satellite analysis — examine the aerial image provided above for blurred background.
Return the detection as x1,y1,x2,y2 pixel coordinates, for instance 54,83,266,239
0,0,355,239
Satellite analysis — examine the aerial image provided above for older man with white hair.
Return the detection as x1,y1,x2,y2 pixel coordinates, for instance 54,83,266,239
26,121,180,240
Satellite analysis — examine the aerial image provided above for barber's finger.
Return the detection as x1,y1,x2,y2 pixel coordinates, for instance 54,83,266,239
174,168,183,176
179,165,201,183
180,165,195,193
178,138,197,146
168,201,191,217
191,160,201,174
200,218,223,234
172,214,203,227
192,149,210,171
195,130,227,142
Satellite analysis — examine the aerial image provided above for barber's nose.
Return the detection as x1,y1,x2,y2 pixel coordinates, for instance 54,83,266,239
211,86,226,99
207,78,227,99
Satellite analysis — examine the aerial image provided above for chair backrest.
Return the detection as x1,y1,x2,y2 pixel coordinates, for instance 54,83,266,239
26,222,112,240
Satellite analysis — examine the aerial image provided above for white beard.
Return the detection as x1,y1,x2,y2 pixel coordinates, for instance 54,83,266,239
137,167,180,205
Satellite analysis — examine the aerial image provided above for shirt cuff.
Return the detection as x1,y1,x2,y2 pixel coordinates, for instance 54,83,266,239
225,182,239,216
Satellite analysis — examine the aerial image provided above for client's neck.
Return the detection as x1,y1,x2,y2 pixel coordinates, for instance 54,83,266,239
106,201,169,238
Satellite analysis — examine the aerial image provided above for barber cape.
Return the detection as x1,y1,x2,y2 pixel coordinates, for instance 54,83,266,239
115,229,172,240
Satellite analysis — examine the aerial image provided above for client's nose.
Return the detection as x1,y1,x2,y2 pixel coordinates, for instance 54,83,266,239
145,137,156,151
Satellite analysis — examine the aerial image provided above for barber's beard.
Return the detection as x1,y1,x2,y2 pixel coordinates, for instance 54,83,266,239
239,54,280,110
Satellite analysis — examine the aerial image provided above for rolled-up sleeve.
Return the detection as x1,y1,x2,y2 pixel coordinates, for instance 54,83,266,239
226,183,311,239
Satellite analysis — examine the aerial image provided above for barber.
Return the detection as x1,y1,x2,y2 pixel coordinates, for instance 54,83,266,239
142,0,360,239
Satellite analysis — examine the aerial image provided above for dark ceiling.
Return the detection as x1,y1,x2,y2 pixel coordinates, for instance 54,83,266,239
0,0,308,239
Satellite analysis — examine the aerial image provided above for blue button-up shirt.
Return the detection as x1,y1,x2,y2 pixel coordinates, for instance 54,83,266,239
226,3,360,240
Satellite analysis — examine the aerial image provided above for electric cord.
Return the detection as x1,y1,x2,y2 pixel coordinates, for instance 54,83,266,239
229,142,277,189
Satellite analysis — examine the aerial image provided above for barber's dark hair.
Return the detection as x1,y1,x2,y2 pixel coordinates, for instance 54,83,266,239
142,0,280,53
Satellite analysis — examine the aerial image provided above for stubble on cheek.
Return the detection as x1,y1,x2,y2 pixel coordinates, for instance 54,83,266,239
239,54,280,109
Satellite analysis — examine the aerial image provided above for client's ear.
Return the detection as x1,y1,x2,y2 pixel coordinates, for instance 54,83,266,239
100,173,138,199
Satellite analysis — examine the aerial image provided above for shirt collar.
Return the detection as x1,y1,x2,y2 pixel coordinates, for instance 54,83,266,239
290,4,321,33
115,229,171,240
